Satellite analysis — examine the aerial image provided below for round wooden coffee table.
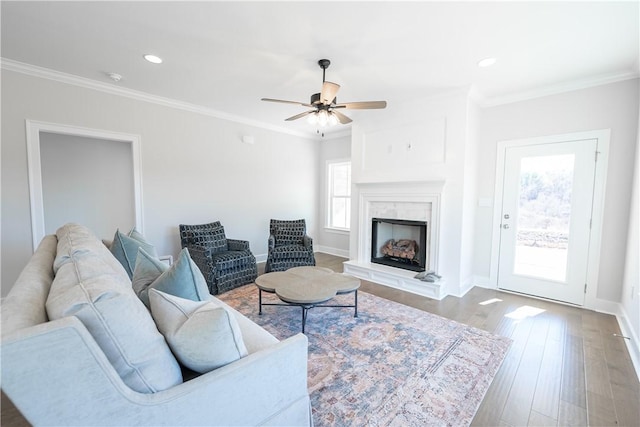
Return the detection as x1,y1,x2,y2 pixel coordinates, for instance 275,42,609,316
255,266,360,333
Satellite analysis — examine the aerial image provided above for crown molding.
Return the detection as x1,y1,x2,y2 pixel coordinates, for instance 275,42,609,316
5,57,637,129
478,69,640,108
1,58,317,140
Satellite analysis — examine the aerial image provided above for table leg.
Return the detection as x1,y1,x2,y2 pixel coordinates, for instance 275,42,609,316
354,289,358,318
301,306,308,333
258,289,263,315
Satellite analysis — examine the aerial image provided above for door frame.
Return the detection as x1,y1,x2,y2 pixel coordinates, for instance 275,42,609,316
489,129,610,309
25,120,144,250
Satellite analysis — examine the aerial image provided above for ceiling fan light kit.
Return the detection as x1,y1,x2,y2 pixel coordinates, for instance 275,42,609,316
262,59,387,129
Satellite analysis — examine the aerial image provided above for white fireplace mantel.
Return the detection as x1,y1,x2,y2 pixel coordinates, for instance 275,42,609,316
344,180,447,299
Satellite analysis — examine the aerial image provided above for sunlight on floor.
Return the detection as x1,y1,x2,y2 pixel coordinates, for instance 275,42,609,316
504,305,546,320
479,298,503,305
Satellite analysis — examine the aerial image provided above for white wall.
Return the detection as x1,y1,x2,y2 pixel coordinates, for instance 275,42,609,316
474,79,640,303
350,88,476,296
459,98,480,294
40,133,135,238
1,70,319,296
316,134,351,257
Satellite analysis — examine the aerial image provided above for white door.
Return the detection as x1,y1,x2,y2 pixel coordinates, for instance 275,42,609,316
497,138,598,305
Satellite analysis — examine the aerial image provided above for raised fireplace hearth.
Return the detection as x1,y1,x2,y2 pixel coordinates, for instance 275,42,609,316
371,218,427,272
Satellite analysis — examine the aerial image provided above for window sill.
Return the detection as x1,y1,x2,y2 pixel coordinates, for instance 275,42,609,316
324,227,350,235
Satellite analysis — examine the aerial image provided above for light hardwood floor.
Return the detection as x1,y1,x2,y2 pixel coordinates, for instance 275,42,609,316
314,252,640,427
3,253,638,426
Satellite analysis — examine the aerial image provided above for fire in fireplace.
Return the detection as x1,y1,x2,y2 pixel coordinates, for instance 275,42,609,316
371,218,427,272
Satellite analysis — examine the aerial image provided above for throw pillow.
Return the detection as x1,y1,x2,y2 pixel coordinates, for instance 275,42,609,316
132,247,169,307
148,289,248,373
110,228,157,279
127,227,147,243
136,247,211,309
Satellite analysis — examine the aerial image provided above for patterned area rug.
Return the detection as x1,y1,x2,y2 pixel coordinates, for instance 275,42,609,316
218,285,511,427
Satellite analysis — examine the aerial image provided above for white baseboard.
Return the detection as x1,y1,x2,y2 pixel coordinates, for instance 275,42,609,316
315,246,350,258
452,276,475,298
607,302,640,382
592,297,622,316
473,275,493,289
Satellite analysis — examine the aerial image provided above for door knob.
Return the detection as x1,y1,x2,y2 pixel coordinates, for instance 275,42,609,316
502,224,510,229
504,214,510,219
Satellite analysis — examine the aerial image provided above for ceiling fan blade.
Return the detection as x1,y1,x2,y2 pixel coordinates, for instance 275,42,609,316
320,81,340,104
285,110,316,121
334,100,387,109
261,98,313,108
332,110,352,124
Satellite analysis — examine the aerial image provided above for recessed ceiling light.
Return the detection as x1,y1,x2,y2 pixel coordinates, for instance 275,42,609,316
143,54,163,64
478,57,497,68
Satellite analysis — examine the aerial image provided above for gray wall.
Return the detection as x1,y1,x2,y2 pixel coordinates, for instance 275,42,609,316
620,102,639,360
1,70,319,295
40,133,135,238
474,78,640,303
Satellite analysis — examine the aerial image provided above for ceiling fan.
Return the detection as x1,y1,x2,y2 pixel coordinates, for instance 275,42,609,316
261,59,387,127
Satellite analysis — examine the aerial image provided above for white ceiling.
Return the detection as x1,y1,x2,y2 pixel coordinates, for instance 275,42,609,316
2,1,638,138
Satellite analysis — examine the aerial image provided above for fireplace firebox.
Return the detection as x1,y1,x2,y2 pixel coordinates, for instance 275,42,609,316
371,218,427,272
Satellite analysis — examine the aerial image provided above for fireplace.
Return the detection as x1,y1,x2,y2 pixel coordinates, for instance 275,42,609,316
343,180,445,299
371,218,427,272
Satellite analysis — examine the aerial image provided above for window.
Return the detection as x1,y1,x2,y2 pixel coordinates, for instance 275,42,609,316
327,160,351,230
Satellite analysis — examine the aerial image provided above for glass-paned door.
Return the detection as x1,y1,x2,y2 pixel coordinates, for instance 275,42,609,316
497,139,597,305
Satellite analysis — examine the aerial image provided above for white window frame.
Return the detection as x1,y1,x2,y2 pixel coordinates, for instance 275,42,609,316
326,159,351,232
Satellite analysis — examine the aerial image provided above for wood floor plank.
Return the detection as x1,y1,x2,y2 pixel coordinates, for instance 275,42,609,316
610,381,640,427
586,390,618,426
558,399,588,427
501,316,550,426
528,409,558,427
560,333,587,409
585,348,613,399
531,334,563,420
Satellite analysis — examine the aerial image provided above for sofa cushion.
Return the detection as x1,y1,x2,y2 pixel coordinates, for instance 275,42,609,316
110,228,157,279
149,289,248,373
135,248,211,309
1,235,58,335
46,223,182,393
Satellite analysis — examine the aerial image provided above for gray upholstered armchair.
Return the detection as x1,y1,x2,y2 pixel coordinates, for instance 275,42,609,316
179,221,258,294
265,219,316,273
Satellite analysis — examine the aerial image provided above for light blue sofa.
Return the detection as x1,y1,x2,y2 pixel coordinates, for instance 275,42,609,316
1,224,312,426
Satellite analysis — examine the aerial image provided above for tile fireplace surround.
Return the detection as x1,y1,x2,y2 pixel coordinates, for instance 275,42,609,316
344,181,447,299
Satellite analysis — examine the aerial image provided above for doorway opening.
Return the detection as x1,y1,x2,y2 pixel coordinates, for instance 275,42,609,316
26,120,143,249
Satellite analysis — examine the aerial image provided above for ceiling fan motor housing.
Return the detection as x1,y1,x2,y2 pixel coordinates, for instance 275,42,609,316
310,92,336,107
